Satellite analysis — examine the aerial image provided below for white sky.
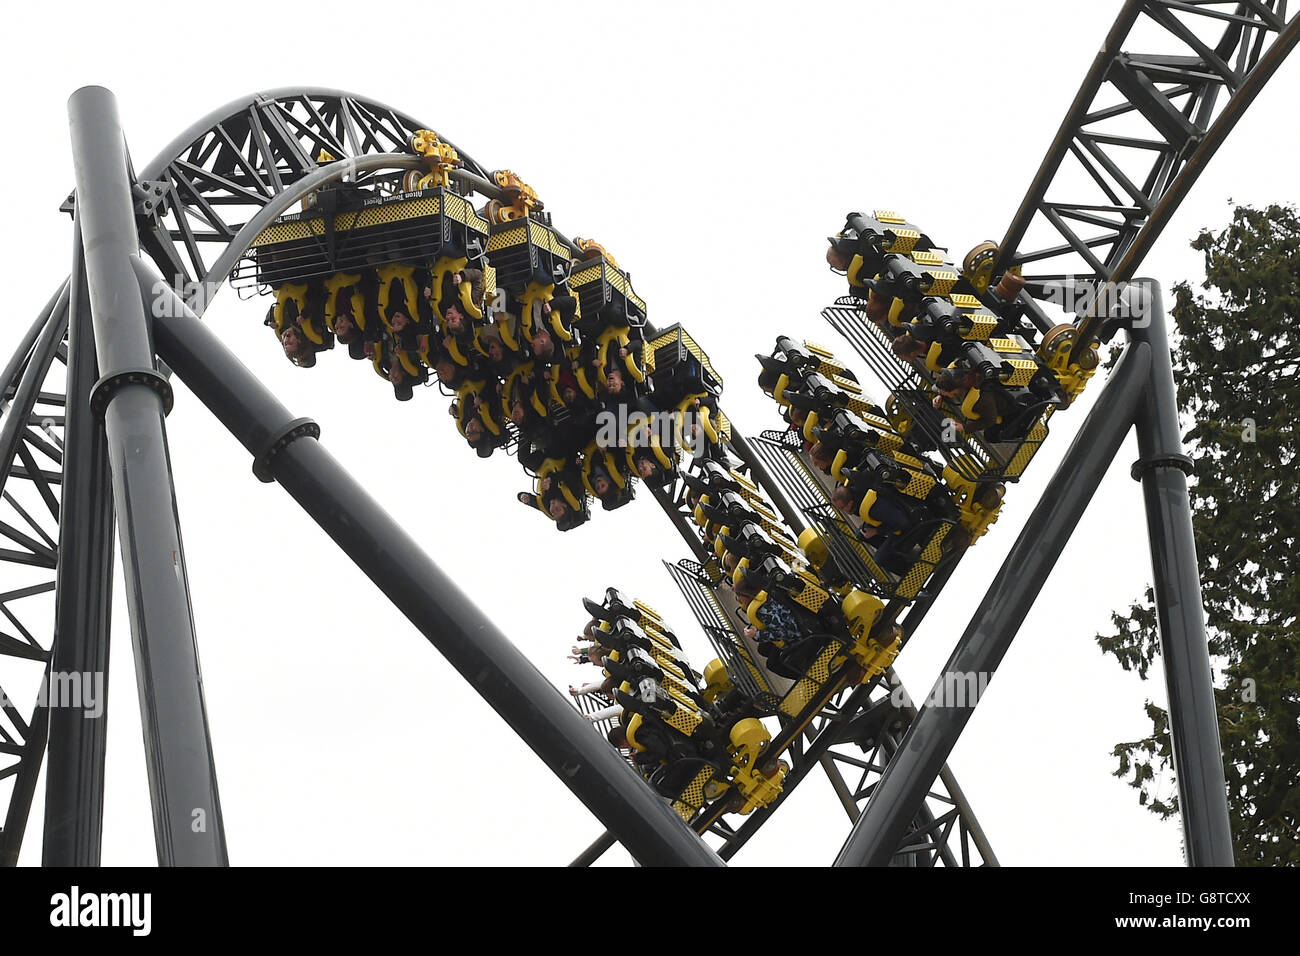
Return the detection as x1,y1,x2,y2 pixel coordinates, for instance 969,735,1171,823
3,0,1296,866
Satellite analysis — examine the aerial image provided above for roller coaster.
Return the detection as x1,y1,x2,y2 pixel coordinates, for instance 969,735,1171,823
1,1,1296,867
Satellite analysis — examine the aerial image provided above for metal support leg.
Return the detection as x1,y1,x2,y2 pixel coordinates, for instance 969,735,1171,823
1129,280,1234,866
878,733,959,868
833,339,1153,866
0,291,69,500
142,264,722,868
69,86,226,865
818,753,861,822
42,227,116,866
569,832,619,868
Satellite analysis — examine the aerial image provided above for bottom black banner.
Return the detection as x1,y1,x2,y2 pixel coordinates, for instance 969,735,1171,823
0,864,1291,940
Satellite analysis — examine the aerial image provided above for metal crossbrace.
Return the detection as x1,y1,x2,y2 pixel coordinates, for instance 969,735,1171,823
1000,0,1300,295
0,314,69,865
691,678,994,866
819,728,990,868
137,93,474,289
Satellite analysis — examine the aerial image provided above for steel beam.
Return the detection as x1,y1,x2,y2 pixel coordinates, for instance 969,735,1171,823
570,832,618,868
141,263,722,868
0,292,70,867
997,1,1145,273
729,430,810,535
0,283,68,412
834,337,1153,866
69,86,226,865
648,482,712,566
0,291,69,502
1128,281,1233,865
42,226,116,866
0,661,53,867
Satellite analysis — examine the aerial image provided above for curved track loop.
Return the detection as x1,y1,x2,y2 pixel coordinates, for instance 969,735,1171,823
136,90,482,287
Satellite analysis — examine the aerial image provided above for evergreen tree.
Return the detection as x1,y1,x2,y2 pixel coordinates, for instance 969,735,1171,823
1098,204,1299,865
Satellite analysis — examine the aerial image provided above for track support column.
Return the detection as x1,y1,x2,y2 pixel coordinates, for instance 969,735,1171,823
833,338,1152,866
1128,280,1234,866
42,227,117,866
69,86,226,865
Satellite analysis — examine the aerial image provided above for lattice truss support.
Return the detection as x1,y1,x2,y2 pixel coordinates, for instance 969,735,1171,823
126,92,483,288
1000,0,1299,293
0,302,69,865
696,676,996,866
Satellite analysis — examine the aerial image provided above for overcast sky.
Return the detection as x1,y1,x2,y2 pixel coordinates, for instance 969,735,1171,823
3,0,1296,866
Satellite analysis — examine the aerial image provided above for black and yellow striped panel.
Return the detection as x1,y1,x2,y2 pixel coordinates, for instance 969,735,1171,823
665,328,723,390
778,641,843,718
745,496,780,524
486,221,529,253
896,525,951,599
441,191,490,235
671,765,715,820
663,684,703,715
663,704,703,737
989,335,1031,353
1002,420,1051,479
885,228,920,255
791,575,830,614
728,469,760,494
1002,358,1040,387
899,468,937,500
250,192,488,248
875,431,904,454
569,259,647,315
960,311,1000,342
831,373,862,395
925,269,960,297
732,485,774,516
650,652,689,685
